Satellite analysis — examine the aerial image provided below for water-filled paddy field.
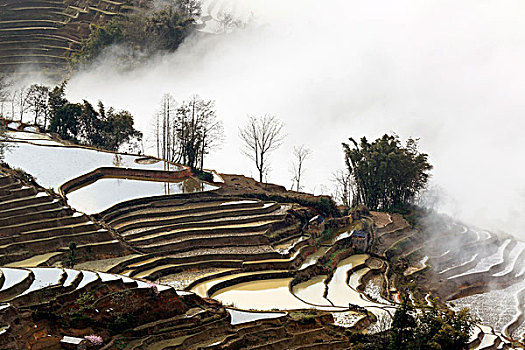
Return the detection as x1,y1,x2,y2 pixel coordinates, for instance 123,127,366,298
66,177,219,213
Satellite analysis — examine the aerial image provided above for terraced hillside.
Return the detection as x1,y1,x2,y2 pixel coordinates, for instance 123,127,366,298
1,125,525,348
0,169,130,268
372,211,525,346
0,0,135,78
0,266,354,349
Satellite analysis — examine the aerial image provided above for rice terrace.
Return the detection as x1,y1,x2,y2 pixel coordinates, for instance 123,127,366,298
0,0,524,349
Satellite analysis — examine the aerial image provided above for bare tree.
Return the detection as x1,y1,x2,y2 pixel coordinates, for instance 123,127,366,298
173,95,223,170
332,169,355,207
153,94,177,162
151,94,224,171
10,89,17,121
0,75,10,117
216,11,247,33
290,145,311,192
239,114,286,183
196,99,223,171
16,86,29,122
25,84,49,127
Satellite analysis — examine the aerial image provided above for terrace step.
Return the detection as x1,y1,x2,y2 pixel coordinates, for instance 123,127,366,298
0,187,38,201
114,202,280,232
0,268,33,301
0,207,73,227
0,229,112,254
437,239,501,277
0,176,15,187
128,221,278,249
0,201,62,219
14,267,65,297
129,308,213,336
0,214,88,236
130,261,243,280
123,214,282,241
447,238,513,281
0,194,54,212
104,199,268,226
136,232,270,253
4,251,62,267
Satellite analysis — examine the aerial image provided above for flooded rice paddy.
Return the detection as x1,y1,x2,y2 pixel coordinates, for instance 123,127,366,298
0,268,30,291
66,177,219,213
4,137,182,190
227,308,286,325
211,277,338,311
453,279,525,337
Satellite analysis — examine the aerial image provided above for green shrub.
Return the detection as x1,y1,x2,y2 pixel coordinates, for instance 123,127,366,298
240,193,340,217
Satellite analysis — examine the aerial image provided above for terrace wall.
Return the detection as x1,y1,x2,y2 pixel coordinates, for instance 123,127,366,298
58,166,192,196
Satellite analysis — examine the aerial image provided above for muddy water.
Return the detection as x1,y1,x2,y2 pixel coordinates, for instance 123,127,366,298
4,252,62,268
211,278,342,311
212,278,314,310
292,275,332,306
326,254,391,316
190,270,282,298
476,325,498,349
326,257,367,306
349,267,371,289
299,247,329,270
273,235,307,254
328,230,352,245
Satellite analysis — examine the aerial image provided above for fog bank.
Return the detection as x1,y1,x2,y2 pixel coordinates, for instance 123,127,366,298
66,0,525,236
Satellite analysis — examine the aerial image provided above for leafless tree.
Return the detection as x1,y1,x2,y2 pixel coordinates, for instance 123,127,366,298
0,75,10,117
154,94,177,162
216,11,247,33
174,95,223,170
290,145,311,192
239,114,286,183
25,84,49,126
16,86,29,122
332,169,356,207
152,94,224,171
195,99,223,171
9,89,17,121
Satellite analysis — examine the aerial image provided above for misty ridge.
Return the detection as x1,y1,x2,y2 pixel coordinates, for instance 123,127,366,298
8,0,525,238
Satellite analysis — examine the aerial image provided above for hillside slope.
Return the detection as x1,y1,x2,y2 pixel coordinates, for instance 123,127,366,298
0,0,136,79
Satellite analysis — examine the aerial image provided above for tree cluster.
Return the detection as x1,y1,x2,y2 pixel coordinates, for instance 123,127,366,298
71,0,201,68
355,299,475,350
390,299,474,350
0,81,142,152
47,83,142,151
153,94,223,171
343,134,433,210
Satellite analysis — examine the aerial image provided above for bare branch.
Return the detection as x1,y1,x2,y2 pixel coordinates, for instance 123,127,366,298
239,114,286,183
290,145,312,192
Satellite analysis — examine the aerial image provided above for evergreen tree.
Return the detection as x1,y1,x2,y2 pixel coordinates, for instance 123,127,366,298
343,134,432,210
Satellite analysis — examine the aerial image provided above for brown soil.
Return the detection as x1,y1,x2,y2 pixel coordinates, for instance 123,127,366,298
370,211,392,228
217,173,329,203
373,213,412,256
